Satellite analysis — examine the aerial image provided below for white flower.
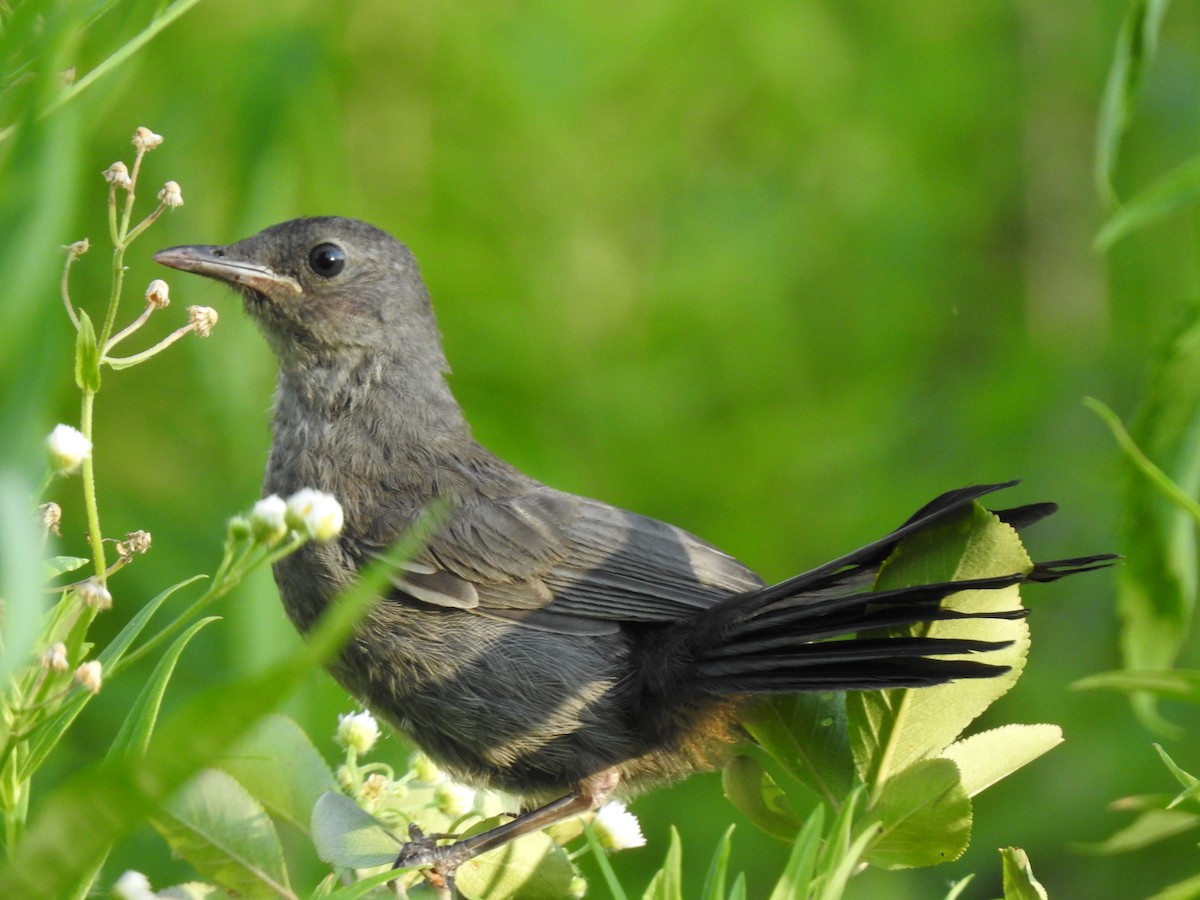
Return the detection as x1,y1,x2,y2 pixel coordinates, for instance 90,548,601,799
158,180,184,208
250,495,289,544
435,782,477,818
102,161,132,189
286,488,344,541
46,424,92,474
592,801,645,851
132,127,163,152
41,642,68,673
113,870,155,900
145,279,170,309
336,710,380,754
77,577,112,611
74,660,103,694
188,305,218,337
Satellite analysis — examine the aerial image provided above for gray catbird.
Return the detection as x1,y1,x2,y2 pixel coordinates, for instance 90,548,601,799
155,217,1112,876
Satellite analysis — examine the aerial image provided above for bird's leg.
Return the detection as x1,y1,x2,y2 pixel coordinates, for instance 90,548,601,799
395,769,620,878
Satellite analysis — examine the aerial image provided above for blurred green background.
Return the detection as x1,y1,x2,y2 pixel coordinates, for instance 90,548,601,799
3,0,1198,896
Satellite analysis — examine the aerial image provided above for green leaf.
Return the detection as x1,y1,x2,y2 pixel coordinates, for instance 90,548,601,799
642,827,683,900
943,874,975,900
220,715,338,833
154,768,294,900
940,724,1062,797
1094,0,1172,206
1097,150,1200,250
700,826,735,900
74,308,100,391
1073,668,1200,702
1086,313,1200,732
21,575,205,779
44,555,89,579
721,753,802,842
109,616,219,759
1146,871,1200,900
1076,808,1200,854
1153,743,1200,806
1000,847,1048,900
817,800,877,900
847,503,1030,792
865,758,972,869
310,791,401,869
456,828,578,900
741,691,853,805
766,810,822,900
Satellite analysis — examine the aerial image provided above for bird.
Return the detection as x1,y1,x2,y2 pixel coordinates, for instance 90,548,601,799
154,217,1112,878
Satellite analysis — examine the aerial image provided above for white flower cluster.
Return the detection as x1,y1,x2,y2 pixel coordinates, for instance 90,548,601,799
245,488,345,544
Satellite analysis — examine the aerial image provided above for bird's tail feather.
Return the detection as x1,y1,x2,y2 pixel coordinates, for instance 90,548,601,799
685,483,1116,695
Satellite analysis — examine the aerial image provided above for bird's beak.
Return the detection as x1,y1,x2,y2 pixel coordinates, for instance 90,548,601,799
153,245,303,296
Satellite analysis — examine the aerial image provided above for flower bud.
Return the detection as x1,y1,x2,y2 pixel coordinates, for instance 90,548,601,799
228,515,252,541
158,180,184,208
435,782,477,818
286,488,344,541
46,424,92,474
592,801,646,851
132,127,164,152
411,751,446,785
41,642,69,673
188,305,218,337
145,279,171,309
113,870,155,900
250,495,289,544
103,161,133,189
77,577,112,611
74,660,103,694
39,502,62,536
65,238,89,259
336,710,380,754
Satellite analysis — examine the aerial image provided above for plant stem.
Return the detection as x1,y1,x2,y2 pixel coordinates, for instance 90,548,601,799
78,390,107,583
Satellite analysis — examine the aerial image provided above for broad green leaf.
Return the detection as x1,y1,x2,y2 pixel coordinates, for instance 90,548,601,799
109,617,219,759
847,503,1030,791
74,308,100,391
311,791,401,869
456,829,577,900
865,758,971,869
0,515,436,899
1087,314,1200,731
940,724,1062,798
154,768,294,900
221,714,338,832
44,556,89,579
741,692,853,804
721,753,802,842
1075,808,1200,854
1094,0,1172,206
0,475,44,683
642,827,683,900
1073,668,1200,702
699,826,735,900
1000,847,1048,900
766,810,822,900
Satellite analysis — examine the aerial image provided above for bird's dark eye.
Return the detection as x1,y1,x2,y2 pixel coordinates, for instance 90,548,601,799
308,243,346,278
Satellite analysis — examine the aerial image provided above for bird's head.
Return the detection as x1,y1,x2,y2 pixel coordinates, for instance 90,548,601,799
155,217,443,370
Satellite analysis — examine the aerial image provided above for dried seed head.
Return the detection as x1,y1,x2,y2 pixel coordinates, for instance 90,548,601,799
132,127,164,152
46,424,92,474
64,238,90,259
158,180,184,208
188,305,218,337
39,502,62,536
360,773,391,802
103,161,133,190
77,577,113,611
74,660,103,694
116,530,152,560
145,279,171,309
41,642,69,673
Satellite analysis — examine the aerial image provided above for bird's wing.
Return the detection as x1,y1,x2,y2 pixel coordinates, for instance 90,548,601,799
388,488,764,634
